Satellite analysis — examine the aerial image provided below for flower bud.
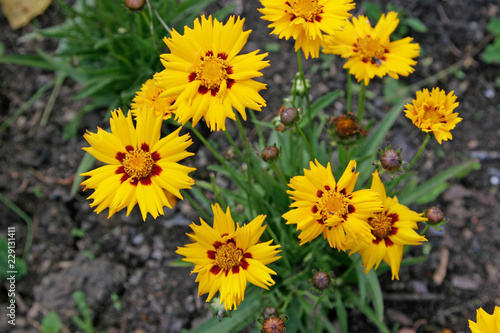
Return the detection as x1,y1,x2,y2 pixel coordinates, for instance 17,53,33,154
280,107,299,126
311,270,331,290
262,316,287,333
380,148,403,172
425,206,444,224
261,145,280,163
125,0,145,11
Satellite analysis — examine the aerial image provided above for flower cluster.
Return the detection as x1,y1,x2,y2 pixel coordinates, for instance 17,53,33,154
78,2,473,324
283,160,427,279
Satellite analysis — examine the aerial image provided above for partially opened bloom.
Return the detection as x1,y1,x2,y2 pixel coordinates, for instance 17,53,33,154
283,160,383,251
347,171,427,280
156,15,269,131
322,12,420,85
258,0,355,59
404,87,462,144
469,306,500,333
176,204,281,310
131,77,176,120
81,108,196,220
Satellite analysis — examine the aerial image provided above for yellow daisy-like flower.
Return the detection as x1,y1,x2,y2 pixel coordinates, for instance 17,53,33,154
258,0,355,59
469,306,500,333
131,77,176,120
176,204,281,310
404,87,462,144
155,15,269,131
322,11,420,85
347,171,427,280
81,108,196,220
282,160,383,251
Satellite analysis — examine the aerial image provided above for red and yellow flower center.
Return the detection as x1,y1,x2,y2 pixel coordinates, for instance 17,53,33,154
312,186,354,224
215,242,243,271
116,144,162,186
196,55,229,90
368,212,398,244
289,0,322,22
354,36,387,65
189,51,235,96
123,148,155,179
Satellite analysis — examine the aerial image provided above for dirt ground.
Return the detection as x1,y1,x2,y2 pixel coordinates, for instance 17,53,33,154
1,0,499,332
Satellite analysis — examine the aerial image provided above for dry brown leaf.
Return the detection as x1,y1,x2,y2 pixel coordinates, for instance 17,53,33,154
0,0,52,29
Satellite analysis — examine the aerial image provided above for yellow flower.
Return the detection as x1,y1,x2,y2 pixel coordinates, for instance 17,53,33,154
282,160,383,251
404,87,462,144
176,204,281,310
258,0,355,59
469,306,500,333
322,12,420,85
81,108,196,220
131,77,176,120
156,15,269,131
347,171,427,280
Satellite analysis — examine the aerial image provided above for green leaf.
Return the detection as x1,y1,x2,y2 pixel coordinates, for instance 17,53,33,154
486,17,500,35
0,237,28,281
299,90,344,128
334,289,348,333
398,159,480,205
404,17,428,33
71,152,97,197
482,39,500,64
188,292,260,333
365,270,384,322
41,311,62,333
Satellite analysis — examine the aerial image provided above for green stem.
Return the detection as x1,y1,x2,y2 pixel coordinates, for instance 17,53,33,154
235,115,256,216
357,82,366,122
296,49,312,134
407,133,431,172
347,70,352,112
249,109,266,148
272,162,288,186
41,72,67,127
187,123,246,191
388,133,431,193
420,224,429,236
297,126,315,161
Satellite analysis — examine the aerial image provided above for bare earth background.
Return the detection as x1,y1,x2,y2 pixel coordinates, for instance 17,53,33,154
1,0,500,332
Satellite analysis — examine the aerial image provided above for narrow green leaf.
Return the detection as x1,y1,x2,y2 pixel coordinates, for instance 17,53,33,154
334,289,348,333
188,292,260,333
366,270,384,322
71,152,97,197
398,159,480,205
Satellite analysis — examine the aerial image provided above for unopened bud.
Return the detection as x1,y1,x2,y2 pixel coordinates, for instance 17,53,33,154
380,148,403,172
125,0,145,11
262,316,287,333
425,206,444,224
280,107,299,126
262,145,280,163
312,270,331,290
